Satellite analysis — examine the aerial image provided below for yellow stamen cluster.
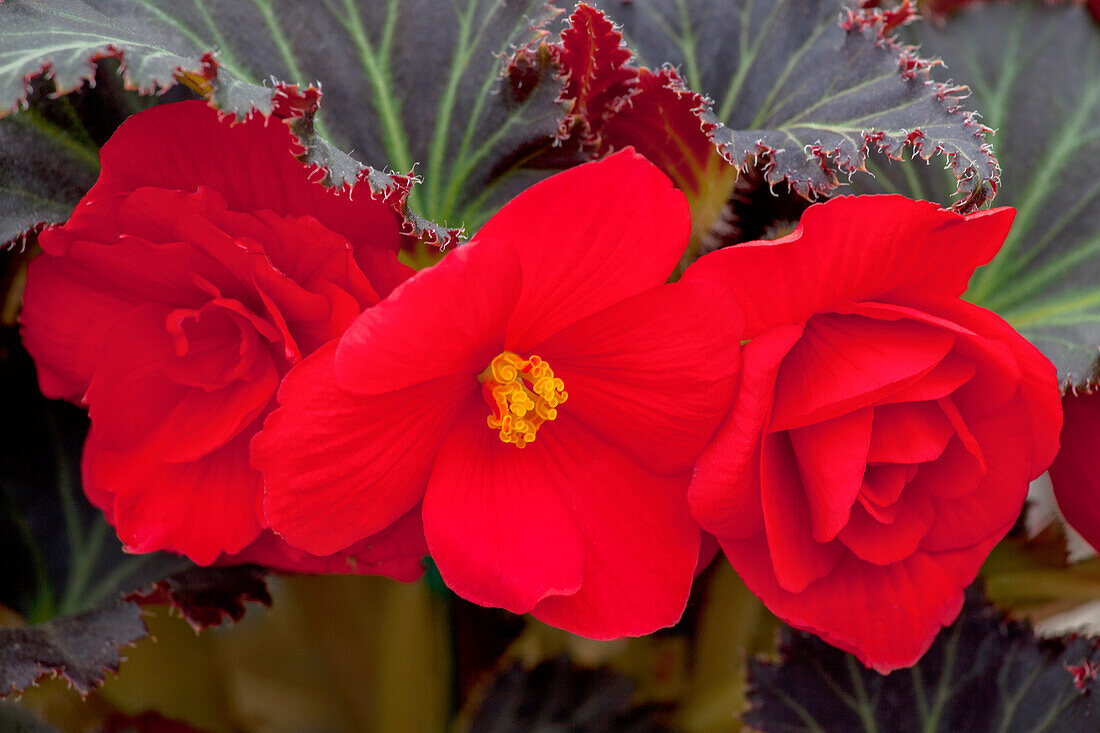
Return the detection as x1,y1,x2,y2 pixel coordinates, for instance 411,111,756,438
481,352,568,448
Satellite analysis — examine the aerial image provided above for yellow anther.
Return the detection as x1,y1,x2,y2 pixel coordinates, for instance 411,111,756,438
480,352,568,448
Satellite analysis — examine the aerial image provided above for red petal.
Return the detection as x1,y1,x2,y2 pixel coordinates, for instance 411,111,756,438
788,408,874,542
839,487,935,565
867,401,954,464
907,436,985,500
761,433,842,593
423,406,587,615
890,291,1061,474
536,278,744,474
528,420,700,638
920,394,1034,551
84,100,409,296
719,533,996,672
1050,391,1100,555
19,254,132,401
843,298,1022,419
85,304,279,463
770,312,955,431
483,149,690,350
335,239,521,394
859,464,912,510
689,324,803,540
225,508,428,582
682,197,1015,336
876,353,977,405
256,342,471,555
85,430,263,565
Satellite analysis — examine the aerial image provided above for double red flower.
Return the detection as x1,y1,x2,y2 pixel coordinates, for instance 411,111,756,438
20,101,425,576
253,150,744,637
682,196,1063,671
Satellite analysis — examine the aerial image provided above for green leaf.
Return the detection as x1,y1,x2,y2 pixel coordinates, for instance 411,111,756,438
856,1,1100,385
745,586,1100,732
0,0,570,239
574,0,998,210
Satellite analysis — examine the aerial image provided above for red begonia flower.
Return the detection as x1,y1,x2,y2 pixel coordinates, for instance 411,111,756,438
20,100,426,577
253,150,745,637
682,195,1062,672
1049,390,1100,555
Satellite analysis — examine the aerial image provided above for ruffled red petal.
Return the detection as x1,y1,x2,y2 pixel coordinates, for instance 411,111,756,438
682,196,1015,336
720,533,997,672
79,100,409,296
225,508,428,582
769,312,955,430
760,433,842,593
85,429,263,564
689,324,803,540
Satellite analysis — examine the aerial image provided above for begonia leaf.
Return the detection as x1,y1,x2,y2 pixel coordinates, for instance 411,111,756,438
0,0,571,246
0,601,146,697
0,331,271,698
856,1,1100,386
126,566,272,633
467,655,667,731
558,0,998,218
744,586,1100,732
0,329,188,624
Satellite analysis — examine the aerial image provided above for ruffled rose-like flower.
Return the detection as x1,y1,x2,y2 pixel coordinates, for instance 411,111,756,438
20,100,425,576
252,150,744,637
1049,390,1100,555
682,195,1062,671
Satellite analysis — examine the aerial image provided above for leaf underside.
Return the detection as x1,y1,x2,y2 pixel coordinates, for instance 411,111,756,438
0,601,146,697
745,586,1100,732
855,1,1100,386
569,0,999,209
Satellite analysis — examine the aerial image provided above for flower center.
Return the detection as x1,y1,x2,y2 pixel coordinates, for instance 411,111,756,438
479,351,568,448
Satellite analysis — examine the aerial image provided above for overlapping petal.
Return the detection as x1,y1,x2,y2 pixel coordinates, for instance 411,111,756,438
256,342,472,556
682,196,1015,336
685,194,1061,671
536,278,743,474
423,404,587,614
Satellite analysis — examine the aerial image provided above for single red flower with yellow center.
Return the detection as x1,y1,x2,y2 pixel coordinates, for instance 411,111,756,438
253,150,744,637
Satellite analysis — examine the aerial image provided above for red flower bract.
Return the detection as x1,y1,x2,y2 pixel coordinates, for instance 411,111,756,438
682,195,1062,672
20,100,425,577
253,150,745,637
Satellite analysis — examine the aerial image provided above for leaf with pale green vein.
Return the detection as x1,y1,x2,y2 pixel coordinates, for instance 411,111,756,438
0,325,274,698
745,586,1100,732
0,0,571,243
854,1,1100,385
0,60,196,248
571,0,998,211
